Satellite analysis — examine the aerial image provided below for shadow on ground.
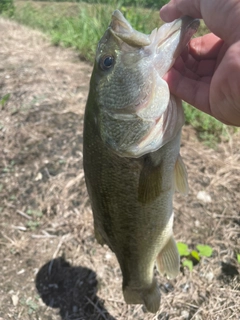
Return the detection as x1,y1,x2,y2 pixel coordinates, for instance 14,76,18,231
36,257,116,320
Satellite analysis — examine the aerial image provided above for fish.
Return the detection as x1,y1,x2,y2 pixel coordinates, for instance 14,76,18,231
83,10,199,313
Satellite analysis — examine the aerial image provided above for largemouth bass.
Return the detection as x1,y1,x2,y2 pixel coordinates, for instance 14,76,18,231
83,10,199,313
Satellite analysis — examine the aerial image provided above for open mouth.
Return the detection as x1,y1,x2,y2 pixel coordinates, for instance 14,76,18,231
151,16,200,54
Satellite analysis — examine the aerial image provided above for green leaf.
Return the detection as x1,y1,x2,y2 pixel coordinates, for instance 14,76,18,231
27,299,38,311
27,209,33,215
196,244,213,257
177,242,190,256
0,93,10,107
34,210,43,218
190,250,200,262
182,259,193,271
26,221,40,230
237,254,240,264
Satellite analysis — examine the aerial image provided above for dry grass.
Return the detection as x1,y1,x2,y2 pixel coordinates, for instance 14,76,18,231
0,17,239,320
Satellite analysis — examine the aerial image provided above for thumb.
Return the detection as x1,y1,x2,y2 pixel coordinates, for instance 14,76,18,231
160,0,202,22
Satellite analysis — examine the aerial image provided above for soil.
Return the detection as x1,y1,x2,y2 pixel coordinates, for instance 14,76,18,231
0,17,239,320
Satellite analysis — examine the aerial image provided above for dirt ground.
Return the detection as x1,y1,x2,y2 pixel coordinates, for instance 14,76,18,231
0,17,239,320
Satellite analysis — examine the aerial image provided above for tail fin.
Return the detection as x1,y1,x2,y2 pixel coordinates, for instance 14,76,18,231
156,235,180,279
123,280,161,314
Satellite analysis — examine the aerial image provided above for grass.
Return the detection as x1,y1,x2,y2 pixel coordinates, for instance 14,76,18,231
183,102,236,148
31,0,168,9
12,1,161,61
2,0,237,145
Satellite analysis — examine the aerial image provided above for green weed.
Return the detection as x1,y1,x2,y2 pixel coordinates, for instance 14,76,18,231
196,244,213,257
0,93,10,108
20,297,39,315
183,102,236,148
177,242,213,271
9,195,17,201
26,220,40,231
237,254,240,264
26,209,43,218
2,160,15,174
32,0,168,9
25,209,43,230
0,0,15,16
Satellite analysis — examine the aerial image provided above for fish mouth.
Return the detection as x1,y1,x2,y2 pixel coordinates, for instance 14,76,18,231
109,10,199,51
150,16,200,57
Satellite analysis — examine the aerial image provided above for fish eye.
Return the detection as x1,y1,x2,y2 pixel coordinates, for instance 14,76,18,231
100,55,114,70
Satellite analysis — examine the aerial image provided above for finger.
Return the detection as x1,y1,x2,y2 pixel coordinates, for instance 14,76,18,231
188,59,216,77
189,34,224,60
209,42,240,126
171,56,200,80
160,2,183,22
182,53,216,76
173,54,216,78
163,67,212,116
160,0,202,22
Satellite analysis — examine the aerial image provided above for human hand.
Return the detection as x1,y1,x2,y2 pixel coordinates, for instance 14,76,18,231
160,0,240,126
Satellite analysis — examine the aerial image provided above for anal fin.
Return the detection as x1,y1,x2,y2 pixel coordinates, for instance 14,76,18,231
156,235,180,279
174,154,188,195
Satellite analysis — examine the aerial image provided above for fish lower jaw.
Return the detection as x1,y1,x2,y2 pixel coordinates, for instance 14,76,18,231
123,280,161,314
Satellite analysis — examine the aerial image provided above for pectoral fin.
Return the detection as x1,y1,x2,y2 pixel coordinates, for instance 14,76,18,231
138,157,162,204
156,235,180,279
174,154,188,195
